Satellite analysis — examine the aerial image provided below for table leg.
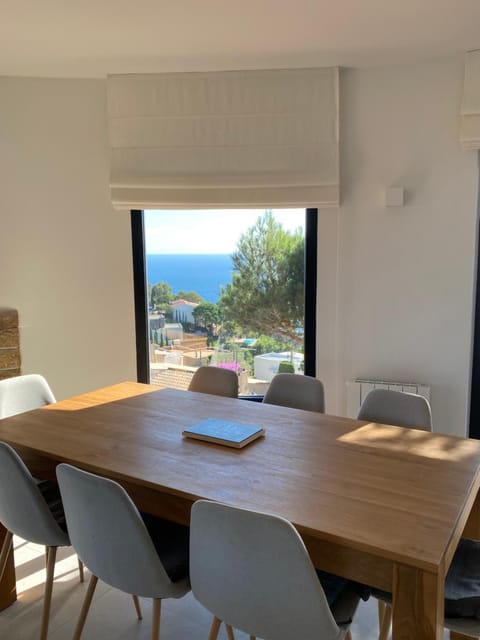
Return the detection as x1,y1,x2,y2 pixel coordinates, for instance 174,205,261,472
463,490,480,540
448,492,480,640
0,524,16,610
392,563,443,640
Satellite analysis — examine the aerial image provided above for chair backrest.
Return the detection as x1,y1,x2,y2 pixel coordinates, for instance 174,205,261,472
56,464,185,598
0,442,69,546
188,366,238,398
0,374,56,418
357,388,432,431
190,500,341,640
263,373,325,413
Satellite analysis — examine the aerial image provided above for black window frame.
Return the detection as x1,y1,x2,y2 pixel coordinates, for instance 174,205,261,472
468,163,480,437
131,208,318,386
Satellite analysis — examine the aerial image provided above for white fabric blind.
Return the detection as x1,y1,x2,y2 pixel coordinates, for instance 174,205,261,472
107,68,339,209
461,50,480,150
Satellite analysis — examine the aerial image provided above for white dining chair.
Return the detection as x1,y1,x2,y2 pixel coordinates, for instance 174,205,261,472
0,372,86,579
357,388,432,640
357,387,432,431
263,373,325,412
0,442,84,640
188,366,239,398
190,499,359,640
56,463,190,640
0,373,56,418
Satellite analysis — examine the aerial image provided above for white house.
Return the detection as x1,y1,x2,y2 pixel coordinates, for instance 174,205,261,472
254,352,304,382
169,300,198,324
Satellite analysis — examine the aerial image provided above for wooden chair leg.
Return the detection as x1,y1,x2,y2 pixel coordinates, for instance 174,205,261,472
133,594,143,620
77,557,84,583
72,574,98,640
0,530,13,583
378,600,386,627
208,616,222,640
225,623,235,640
378,603,392,640
151,598,161,640
40,546,57,640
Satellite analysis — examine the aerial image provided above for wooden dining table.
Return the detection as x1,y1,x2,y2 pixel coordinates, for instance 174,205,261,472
0,381,480,640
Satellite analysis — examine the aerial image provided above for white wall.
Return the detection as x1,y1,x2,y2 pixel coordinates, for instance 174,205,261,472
0,77,136,399
0,61,477,435
316,57,479,436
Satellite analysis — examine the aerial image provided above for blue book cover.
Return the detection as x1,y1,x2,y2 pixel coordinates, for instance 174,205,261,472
182,418,265,448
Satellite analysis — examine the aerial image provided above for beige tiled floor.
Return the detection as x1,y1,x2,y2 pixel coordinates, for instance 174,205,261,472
0,537,449,639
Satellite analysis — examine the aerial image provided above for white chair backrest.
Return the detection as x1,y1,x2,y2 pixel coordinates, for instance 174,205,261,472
0,374,56,418
188,366,238,398
0,442,69,546
263,373,325,413
357,388,432,431
56,464,186,598
190,500,342,640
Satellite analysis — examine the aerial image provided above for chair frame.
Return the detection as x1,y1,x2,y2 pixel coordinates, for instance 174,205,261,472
262,373,325,413
0,443,84,640
190,499,356,640
56,463,190,640
188,365,239,398
358,388,433,640
0,373,56,418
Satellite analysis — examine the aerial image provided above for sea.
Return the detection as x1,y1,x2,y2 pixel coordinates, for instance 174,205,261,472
146,254,233,304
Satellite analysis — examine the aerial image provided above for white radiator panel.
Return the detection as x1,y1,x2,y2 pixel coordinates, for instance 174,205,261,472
346,379,430,418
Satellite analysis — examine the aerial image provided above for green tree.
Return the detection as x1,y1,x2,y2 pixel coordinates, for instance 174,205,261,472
254,334,292,356
192,302,222,335
150,281,174,310
219,212,304,344
278,360,295,374
176,290,204,304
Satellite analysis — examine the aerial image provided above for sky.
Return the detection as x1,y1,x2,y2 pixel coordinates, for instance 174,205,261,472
144,209,305,254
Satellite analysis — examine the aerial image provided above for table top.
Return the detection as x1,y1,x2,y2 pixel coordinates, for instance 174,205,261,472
1,381,480,576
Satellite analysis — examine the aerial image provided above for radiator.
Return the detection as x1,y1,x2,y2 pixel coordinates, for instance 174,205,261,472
346,378,430,418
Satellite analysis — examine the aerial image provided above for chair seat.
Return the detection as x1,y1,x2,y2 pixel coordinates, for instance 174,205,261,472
444,538,480,618
445,616,480,633
374,537,480,622
140,512,190,583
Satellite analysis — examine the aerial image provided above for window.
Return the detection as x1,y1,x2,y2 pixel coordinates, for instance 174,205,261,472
131,209,317,394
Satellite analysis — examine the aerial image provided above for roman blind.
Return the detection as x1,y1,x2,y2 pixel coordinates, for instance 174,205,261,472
107,68,339,209
461,50,480,150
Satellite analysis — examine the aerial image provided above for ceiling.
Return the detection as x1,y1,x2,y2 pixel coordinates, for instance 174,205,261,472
2,0,479,78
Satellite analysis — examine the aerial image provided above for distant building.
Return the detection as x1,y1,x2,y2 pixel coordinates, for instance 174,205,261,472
254,352,304,382
149,314,165,330
149,319,183,345
169,299,198,324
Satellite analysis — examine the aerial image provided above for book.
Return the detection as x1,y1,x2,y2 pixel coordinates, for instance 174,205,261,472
182,418,265,448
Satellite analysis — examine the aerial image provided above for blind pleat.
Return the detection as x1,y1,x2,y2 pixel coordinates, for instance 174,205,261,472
460,50,480,150
107,68,339,209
